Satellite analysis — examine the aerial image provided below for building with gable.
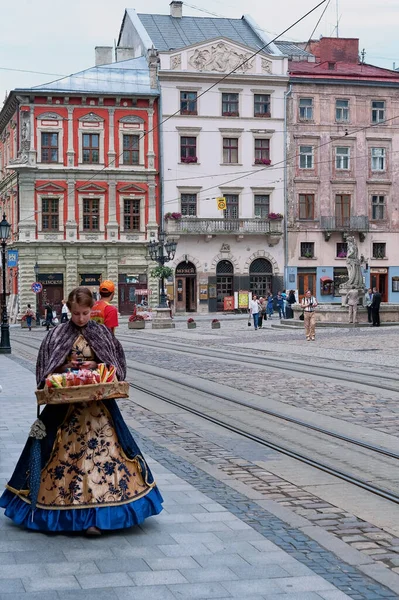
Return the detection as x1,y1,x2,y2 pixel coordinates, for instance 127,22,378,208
117,1,289,312
285,37,399,303
0,52,161,319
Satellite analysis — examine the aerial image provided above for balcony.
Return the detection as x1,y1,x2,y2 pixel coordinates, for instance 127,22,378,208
165,217,283,244
320,216,369,241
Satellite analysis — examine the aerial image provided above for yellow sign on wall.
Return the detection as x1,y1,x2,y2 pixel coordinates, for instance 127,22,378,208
216,196,227,210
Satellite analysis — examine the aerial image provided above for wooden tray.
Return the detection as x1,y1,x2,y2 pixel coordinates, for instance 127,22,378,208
36,381,129,405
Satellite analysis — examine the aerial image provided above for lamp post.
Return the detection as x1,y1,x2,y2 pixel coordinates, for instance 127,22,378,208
34,262,40,326
147,231,177,308
0,214,11,354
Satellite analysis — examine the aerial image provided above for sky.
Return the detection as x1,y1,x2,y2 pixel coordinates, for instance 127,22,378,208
1,0,398,103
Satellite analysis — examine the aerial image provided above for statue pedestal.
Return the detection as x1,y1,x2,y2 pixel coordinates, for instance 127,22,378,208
151,308,175,329
339,286,365,307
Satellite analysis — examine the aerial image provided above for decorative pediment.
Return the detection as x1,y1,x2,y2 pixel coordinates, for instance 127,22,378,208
76,183,106,193
37,112,63,121
118,183,146,194
79,112,104,122
119,116,144,124
35,182,65,193
187,40,255,74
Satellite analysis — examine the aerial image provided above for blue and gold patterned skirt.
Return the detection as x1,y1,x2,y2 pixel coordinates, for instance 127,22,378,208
0,399,163,532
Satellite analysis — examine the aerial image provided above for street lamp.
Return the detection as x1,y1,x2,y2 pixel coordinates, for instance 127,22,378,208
34,262,40,326
147,231,177,308
0,213,11,354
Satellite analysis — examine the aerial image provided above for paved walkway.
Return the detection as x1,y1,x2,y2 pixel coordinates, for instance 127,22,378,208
0,355,395,599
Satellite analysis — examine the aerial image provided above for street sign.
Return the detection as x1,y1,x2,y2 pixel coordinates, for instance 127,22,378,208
7,250,18,268
31,282,43,294
216,196,227,210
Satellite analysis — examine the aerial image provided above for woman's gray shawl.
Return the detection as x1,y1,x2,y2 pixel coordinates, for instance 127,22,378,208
36,321,127,387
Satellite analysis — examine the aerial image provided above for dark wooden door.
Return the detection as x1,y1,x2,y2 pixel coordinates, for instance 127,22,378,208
118,284,137,315
370,273,388,302
175,277,186,312
39,286,63,318
298,273,316,301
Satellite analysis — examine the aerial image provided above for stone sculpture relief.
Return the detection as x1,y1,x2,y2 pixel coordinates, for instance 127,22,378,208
188,42,254,73
171,54,182,70
261,58,273,74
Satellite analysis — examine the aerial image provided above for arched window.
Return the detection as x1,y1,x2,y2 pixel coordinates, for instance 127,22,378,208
216,260,234,311
249,258,272,297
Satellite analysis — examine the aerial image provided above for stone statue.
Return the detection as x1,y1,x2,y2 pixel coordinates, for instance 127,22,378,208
345,236,363,288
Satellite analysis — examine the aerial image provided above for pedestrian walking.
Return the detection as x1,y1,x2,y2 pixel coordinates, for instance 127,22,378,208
371,287,382,326
286,290,296,319
364,288,373,323
266,293,274,318
345,286,359,324
24,304,35,331
258,296,267,328
301,290,318,341
44,302,54,331
275,291,285,319
61,299,69,323
249,294,260,330
90,280,119,334
0,286,163,534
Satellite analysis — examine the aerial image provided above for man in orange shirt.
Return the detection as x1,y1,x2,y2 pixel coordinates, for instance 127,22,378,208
90,280,119,334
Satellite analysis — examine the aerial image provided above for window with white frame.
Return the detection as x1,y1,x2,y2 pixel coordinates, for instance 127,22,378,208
335,147,350,170
118,116,145,167
78,114,104,165
371,100,385,123
42,198,59,230
371,195,385,220
336,99,349,122
371,147,386,171
299,98,313,120
122,135,140,165
299,145,314,169
82,198,100,231
254,194,270,218
223,194,239,219
373,242,386,259
124,199,141,231
41,133,59,163
223,138,238,164
181,193,197,216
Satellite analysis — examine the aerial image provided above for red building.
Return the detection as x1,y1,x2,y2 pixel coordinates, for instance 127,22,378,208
0,47,161,318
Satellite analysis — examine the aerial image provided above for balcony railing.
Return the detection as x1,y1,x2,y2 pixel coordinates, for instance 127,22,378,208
165,217,283,235
320,216,369,232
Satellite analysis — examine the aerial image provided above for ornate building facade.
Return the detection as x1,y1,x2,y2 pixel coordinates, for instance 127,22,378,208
117,1,289,312
285,37,399,303
0,53,160,319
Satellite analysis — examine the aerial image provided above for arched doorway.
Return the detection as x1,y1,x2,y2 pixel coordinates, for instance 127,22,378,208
216,260,234,311
175,261,197,312
249,258,272,297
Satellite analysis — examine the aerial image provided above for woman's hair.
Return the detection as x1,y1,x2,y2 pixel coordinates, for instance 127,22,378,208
67,286,94,310
27,303,31,308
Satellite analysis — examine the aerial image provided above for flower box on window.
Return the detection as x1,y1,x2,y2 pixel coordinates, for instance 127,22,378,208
255,113,271,118
255,158,271,165
222,112,239,117
268,212,283,220
164,212,182,221
181,156,198,164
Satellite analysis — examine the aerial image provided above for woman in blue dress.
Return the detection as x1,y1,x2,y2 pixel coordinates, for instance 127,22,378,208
0,286,163,535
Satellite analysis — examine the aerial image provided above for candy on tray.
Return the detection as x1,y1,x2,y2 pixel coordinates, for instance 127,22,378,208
45,364,117,389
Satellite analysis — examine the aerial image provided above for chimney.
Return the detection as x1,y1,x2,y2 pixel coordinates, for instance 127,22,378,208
170,1,183,18
95,46,113,66
313,38,359,64
116,47,135,62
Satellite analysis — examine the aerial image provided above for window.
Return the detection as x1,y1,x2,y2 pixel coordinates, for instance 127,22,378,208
299,145,314,169
336,242,347,258
180,91,197,115
222,93,239,117
254,94,270,117
336,99,349,122
124,199,140,231
42,198,59,230
336,147,350,170
299,98,313,120
335,194,351,226
371,147,386,171
254,194,270,218
123,135,139,165
41,132,58,163
371,100,385,123
223,138,238,164
83,198,100,231
254,139,270,164
224,194,238,219
300,242,315,258
180,137,197,163
373,242,386,259
181,193,197,216
298,194,315,220
333,267,348,296
82,133,99,164
371,195,385,220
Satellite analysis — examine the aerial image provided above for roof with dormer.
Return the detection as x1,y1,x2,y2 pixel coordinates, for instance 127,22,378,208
132,11,281,55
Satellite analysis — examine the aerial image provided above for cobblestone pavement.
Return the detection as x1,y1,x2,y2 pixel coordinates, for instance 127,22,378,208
0,355,398,600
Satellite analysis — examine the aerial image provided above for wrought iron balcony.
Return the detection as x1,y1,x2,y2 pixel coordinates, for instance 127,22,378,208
320,216,369,232
165,217,283,235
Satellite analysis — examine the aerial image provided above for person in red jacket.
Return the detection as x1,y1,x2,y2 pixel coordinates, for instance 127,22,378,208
90,280,118,334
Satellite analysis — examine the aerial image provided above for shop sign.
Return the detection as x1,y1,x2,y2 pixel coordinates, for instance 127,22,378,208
38,273,63,286
199,286,208,300
238,290,249,309
176,265,196,275
208,284,217,299
80,273,102,286
370,268,388,274
223,296,234,311
7,250,18,268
